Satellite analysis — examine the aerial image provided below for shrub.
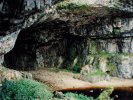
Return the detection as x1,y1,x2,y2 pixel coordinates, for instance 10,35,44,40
56,0,88,11
72,65,81,73
65,92,94,100
98,87,114,100
0,79,53,100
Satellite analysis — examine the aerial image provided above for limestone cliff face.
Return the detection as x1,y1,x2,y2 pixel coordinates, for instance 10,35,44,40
0,0,57,65
0,0,133,78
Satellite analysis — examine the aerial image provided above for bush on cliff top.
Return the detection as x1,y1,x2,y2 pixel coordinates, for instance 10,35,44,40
56,0,89,11
0,79,53,100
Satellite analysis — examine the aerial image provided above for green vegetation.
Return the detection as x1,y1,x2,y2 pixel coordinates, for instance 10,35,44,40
90,52,119,75
0,79,53,100
113,27,122,35
54,90,114,100
80,68,106,83
65,92,94,100
95,52,113,58
106,55,118,75
56,0,89,11
88,52,132,76
98,87,114,100
88,69,105,77
89,41,98,54
107,62,116,73
72,65,81,73
53,92,96,100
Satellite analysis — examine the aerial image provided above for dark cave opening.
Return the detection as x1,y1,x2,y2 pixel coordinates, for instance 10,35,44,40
3,23,87,71
3,28,37,70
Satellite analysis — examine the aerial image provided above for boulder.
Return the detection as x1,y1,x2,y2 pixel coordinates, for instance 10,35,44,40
80,65,106,83
0,66,32,83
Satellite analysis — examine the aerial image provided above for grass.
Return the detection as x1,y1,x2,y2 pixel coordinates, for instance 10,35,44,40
95,52,113,58
88,69,105,77
91,51,129,58
56,0,89,11
57,3,89,11
46,65,81,74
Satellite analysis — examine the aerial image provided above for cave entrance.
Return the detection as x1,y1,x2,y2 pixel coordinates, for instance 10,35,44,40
3,21,87,71
4,28,37,70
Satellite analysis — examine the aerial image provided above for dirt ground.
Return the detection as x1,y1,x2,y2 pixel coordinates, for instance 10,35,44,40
30,68,133,91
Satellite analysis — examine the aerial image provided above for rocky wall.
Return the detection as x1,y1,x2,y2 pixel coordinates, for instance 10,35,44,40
0,0,133,79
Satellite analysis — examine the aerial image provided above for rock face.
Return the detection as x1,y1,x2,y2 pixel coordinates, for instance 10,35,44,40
0,0,133,79
80,65,106,83
0,0,56,65
0,30,20,65
0,66,32,84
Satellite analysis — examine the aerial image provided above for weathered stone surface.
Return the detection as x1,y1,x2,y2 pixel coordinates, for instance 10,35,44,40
0,30,20,54
0,0,56,66
83,54,133,79
113,55,133,78
80,65,106,83
0,30,20,65
0,0,133,79
0,66,32,83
